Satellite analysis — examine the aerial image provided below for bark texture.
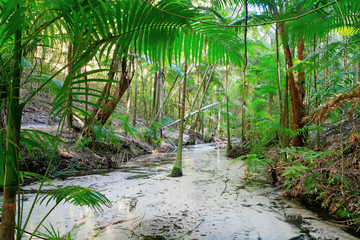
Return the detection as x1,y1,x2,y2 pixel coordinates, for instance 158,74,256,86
278,23,306,147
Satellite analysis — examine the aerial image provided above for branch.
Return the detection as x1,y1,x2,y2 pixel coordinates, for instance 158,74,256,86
166,102,220,127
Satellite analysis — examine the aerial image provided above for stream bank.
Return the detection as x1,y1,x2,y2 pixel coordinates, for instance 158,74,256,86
22,144,358,239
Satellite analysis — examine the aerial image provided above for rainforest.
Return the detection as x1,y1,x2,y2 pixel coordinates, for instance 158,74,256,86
0,0,360,239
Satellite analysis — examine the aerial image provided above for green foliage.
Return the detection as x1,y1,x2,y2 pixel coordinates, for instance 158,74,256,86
30,75,63,95
280,147,335,163
74,136,92,152
21,129,64,156
230,153,271,175
19,171,53,183
38,185,112,211
37,223,84,240
91,125,123,147
282,164,309,184
113,114,137,137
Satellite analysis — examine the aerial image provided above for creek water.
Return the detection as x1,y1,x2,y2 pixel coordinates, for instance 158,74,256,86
23,144,358,240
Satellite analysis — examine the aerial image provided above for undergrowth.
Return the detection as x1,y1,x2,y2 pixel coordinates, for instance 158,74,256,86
233,121,360,232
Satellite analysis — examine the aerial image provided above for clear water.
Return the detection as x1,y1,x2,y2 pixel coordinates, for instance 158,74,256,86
22,144,359,239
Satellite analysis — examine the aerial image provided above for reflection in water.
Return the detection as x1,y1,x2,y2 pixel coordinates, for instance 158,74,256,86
22,144,358,239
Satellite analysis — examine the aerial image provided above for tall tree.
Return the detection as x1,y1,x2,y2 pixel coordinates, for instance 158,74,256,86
241,0,249,144
171,63,187,177
225,62,232,154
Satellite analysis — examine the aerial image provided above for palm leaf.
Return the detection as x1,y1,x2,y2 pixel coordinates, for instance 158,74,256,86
38,185,112,211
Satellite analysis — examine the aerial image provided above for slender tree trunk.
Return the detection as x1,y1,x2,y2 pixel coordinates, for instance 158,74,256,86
284,74,290,147
189,65,216,138
158,69,164,137
313,36,320,148
217,115,221,134
152,70,158,119
241,0,248,144
357,61,360,83
126,83,131,117
171,63,187,177
0,27,23,240
140,63,149,120
84,66,89,125
275,24,283,140
278,22,305,147
132,75,138,126
67,44,73,128
186,64,210,125
155,64,185,120
296,36,306,145
225,62,232,154
324,35,329,85
275,24,287,162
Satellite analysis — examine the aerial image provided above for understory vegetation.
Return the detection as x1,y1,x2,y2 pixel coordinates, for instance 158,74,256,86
0,0,360,239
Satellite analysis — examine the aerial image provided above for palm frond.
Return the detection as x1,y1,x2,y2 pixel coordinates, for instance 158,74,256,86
20,129,64,156
38,185,112,211
291,31,360,73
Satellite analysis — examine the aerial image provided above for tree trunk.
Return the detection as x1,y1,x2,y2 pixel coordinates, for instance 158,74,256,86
140,63,149,120
313,36,320,148
276,24,287,162
82,57,132,139
225,62,232,154
158,69,164,137
126,82,131,117
186,64,209,125
132,75,138,126
217,93,221,134
275,24,283,141
284,74,290,147
278,22,305,147
0,27,23,240
96,58,130,125
171,63,187,177
67,44,73,128
152,70,158,119
241,0,248,145
84,66,89,125
324,35,329,85
189,65,216,138
89,56,119,122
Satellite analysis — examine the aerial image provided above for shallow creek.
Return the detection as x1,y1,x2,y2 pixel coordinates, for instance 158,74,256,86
23,144,358,239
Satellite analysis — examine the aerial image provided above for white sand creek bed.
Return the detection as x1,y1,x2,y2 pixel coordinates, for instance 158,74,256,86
22,144,359,240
